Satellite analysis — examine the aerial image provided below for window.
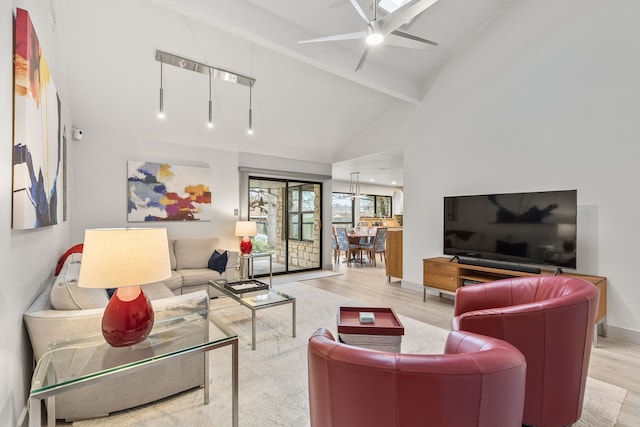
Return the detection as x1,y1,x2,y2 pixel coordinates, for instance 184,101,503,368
360,194,392,217
331,192,354,228
376,195,392,217
289,184,315,241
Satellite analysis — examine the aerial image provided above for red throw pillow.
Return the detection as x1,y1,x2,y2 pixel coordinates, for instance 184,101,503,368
55,243,84,276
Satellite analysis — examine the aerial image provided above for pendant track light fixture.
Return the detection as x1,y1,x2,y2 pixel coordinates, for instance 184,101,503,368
155,50,256,133
158,62,165,119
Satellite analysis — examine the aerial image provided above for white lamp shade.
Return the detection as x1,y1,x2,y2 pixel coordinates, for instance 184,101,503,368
78,228,171,289
235,221,257,237
557,223,577,238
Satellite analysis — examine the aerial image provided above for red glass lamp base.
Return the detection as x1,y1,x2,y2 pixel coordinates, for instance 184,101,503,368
240,237,253,255
102,286,154,347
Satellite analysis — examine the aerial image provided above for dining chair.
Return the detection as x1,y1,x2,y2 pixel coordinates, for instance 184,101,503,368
357,227,386,266
330,227,339,264
335,228,350,263
372,227,387,265
339,227,367,265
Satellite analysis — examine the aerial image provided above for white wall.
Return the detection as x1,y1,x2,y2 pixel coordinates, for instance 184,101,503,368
1,1,74,424
71,133,241,250
71,139,337,264
379,0,640,340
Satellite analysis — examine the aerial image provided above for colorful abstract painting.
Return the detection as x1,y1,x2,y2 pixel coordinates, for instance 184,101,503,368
127,161,212,222
12,8,61,229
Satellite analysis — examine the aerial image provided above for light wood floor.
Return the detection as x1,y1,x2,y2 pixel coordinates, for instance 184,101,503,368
301,260,640,427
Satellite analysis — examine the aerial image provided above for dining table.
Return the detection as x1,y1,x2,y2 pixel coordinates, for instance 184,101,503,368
346,230,376,265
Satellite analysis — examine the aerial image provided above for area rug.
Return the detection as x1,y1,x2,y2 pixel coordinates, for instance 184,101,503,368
71,282,626,427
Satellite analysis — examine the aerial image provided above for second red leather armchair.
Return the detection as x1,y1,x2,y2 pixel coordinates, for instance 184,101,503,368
452,276,599,427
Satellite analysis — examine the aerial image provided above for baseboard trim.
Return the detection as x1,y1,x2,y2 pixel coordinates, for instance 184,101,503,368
399,279,422,293
606,324,640,345
400,280,456,300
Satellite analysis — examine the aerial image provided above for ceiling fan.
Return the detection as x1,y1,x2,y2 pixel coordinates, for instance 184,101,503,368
298,0,439,71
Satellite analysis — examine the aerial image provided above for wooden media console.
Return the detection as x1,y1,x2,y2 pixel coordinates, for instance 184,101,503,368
423,256,607,326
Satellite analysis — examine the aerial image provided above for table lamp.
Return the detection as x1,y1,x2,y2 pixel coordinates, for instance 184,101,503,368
235,220,257,255
78,228,171,347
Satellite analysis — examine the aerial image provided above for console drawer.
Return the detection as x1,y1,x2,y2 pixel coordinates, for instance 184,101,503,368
423,259,459,291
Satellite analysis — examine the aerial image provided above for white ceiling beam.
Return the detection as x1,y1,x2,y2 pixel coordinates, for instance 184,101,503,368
150,0,424,103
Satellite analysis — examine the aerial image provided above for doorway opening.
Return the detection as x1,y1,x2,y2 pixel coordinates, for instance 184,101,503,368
248,177,322,276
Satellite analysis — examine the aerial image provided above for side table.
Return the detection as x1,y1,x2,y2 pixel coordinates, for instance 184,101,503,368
29,300,239,427
240,252,273,286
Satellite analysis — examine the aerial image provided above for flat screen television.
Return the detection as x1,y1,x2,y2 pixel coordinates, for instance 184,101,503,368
443,190,577,270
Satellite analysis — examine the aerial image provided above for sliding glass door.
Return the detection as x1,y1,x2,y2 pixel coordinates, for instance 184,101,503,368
248,177,322,275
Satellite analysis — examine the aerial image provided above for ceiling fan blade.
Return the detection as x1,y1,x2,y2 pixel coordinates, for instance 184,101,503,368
355,47,370,72
349,0,370,23
377,0,439,36
298,31,367,44
387,30,438,49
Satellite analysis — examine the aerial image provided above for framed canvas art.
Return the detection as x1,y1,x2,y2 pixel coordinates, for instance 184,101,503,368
127,161,212,222
12,8,62,229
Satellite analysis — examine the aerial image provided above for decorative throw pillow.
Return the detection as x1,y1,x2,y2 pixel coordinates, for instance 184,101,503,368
55,243,84,275
50,262,109,310
208,250,228,274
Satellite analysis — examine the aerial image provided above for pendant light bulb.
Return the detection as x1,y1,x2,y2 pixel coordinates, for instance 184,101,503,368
207,69,214,128
208,100,213,128
158,63,165,119
247,85,254,135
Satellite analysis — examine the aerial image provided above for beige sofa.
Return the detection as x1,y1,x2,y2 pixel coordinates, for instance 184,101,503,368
161,237,239,297
23,237,238,421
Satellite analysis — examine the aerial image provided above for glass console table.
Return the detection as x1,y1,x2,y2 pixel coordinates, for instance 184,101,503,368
29,297,239,427
209,279,295,350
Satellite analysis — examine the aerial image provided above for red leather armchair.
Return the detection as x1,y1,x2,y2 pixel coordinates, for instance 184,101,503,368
452,276,600,427
308,328,526,427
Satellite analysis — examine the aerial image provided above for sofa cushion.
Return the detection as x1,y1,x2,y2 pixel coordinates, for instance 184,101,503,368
178,268,223,288
50,262,109,310
140,282,175,300
161,271,183,293
173,238,219,269
208,250,228,274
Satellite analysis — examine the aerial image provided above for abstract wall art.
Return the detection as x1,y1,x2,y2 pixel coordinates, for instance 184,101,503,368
127,161,212,222
12,8,62,229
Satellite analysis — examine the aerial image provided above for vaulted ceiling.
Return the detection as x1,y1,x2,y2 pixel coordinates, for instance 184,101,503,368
55,0,509,185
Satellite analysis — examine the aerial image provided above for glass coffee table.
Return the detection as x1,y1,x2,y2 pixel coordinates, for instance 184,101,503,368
210,279,296,350
29,298,239,427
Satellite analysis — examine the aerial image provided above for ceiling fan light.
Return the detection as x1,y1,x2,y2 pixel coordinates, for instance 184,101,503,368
366,32,384,45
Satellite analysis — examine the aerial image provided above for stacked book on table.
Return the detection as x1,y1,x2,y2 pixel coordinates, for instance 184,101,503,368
337,306,405,353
